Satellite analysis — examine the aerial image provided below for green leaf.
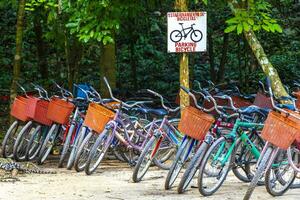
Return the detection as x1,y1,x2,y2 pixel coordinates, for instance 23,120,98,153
262,25,270,32
202,0,207,5
243,22,250,31
247,18,254,26
237,23,243,34
253,25,261,31
224,25,237,33
273,24,283,33
226,17,239,24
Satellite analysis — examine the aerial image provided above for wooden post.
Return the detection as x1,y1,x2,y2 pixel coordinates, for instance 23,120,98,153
175,0,190,109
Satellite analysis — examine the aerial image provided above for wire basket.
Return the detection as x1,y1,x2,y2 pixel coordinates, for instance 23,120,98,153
84,103,115,133
178,106,215,140
261,111,300,150
253,92,272,109
26,97,52,126
10,96,30,122
46,97,75,125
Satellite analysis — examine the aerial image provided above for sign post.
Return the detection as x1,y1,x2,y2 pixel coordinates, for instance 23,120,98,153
167,11,207,108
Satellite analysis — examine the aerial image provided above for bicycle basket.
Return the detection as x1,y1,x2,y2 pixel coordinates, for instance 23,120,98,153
261,111,300,150
46,97,75,125
178,106,215,141
84,103,115,133
26,97,52,126
231,96,252,108
10,96,30,122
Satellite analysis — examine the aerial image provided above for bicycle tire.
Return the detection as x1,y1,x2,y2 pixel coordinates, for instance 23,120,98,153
58,123,76,168
73,131,95,172
37,123,59,165
25,124,43,161
67,126,87,170
132,136,157,182
232,136,265,185
13,121,33,161
265,150,296,196
243,147,273,200
1,120,19,158
197,137,233,196
170,30,182,43
164,137,191,190
85,128,113,175
177,141,208,194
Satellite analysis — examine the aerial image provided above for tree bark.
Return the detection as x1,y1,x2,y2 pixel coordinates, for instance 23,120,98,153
217,33,229,82
33,15,48,80
10,0,26,105
175,0,190,108
100,42,116,98
244,30,288,98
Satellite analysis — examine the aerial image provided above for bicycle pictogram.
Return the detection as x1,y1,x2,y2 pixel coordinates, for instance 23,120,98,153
170,23,203,43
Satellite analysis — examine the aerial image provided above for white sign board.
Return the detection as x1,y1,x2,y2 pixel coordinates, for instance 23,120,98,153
167,12,207,53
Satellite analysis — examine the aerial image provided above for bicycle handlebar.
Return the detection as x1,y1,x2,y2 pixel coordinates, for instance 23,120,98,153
52,80,73,99
103,77,145,108
266,77,299,118
146,89,179,113
16,82,28,97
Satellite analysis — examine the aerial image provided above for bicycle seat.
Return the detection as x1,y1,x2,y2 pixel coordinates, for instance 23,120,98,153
239,105,270,117
277,103,296,111
178,23,183,25
132,107,168,116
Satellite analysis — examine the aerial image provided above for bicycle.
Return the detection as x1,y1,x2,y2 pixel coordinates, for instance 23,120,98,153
132,89,183,183
243,78,300,200
170,23,203,43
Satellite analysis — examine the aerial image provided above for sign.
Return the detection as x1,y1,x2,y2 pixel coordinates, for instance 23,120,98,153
167,12,207,53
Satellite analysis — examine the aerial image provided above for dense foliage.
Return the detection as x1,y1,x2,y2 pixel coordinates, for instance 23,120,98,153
0,0,299,96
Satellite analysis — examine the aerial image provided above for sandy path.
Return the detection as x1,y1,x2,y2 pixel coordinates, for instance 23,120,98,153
0,159,299,200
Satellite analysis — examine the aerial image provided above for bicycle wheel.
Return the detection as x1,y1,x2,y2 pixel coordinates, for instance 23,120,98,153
243,147,274,200
177,141,209,194
1,120,20,158
190,30,203,42
232,135,265,185
13,121,35,161
165,137,193,190
132,136,158,182
85,128,114,175
37,123,59,165
197,137,233,196
265,149,296,196
73,131,97,172
25,125,43,161
58,123,76,168
67,125,87,170
170,30,182,43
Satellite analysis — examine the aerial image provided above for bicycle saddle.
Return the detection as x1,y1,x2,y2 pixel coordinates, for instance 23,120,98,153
132,107,168,116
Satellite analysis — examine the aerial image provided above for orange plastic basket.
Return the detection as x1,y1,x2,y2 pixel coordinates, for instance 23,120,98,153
46,97,75,124
26,97,52,126
294,91,300,108
10,96,30,122
261,111,300,150
231,96,252,108
84,103,115,133
178,106,215,140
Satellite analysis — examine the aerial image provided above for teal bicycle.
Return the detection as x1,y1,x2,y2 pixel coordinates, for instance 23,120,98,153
197,95,267,196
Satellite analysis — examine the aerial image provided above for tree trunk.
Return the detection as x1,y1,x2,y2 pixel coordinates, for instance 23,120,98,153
208,32,216,82
217,33,229,82
175,0,190,108
10,0,26,106
33,15,48,80
100,42,116,98
130,35,137,90
228,1,289,98
68,39,82,90
244,30,288,98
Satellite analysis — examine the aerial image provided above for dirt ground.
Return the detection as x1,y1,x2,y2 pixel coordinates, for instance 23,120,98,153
0,158,299,200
